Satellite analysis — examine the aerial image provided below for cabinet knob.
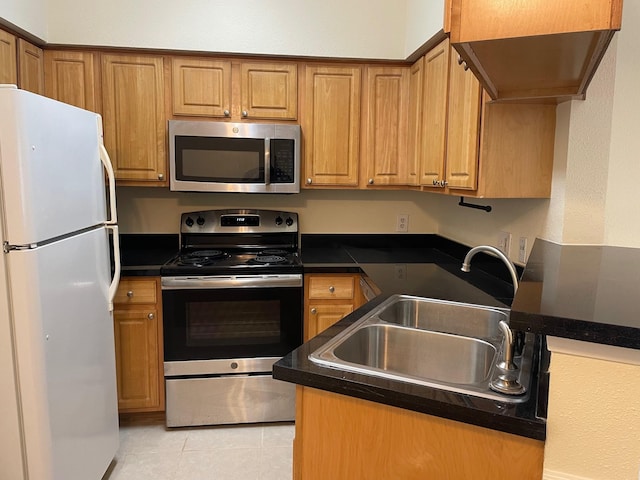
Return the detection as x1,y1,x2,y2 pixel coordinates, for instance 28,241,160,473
224,109,230,117
158,173,164,180
432,179,438,186
242,110,248,118
311,308,317,314
147,313,154,320
307,178,312,184
440,180,448,187
368,178,374,185
329,286,335,293
127,291,134,297
457,55,464,65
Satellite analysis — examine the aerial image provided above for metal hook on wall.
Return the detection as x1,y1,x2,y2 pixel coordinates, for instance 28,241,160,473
458,197,492,213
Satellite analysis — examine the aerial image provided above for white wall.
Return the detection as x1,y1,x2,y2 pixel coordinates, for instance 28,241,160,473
45,0,407,59
404,0,444,57
0,0,47,40
604,0,640,246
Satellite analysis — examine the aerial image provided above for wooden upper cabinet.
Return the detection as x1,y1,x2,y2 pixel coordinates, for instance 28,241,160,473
303,65,361,187
171,58,297,120
406,58,423,187
446,0,623,102
17,39,44,95
444,50,482,191
361,66,410,187
44,50,98,111
0,29,17,85
419,39,483,192
240,62,297,120
420,39,450,188
171,57,231,117
102,54,167,185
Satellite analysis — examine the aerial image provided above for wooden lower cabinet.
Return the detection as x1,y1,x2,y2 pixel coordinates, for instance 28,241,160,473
113,277,164,413
293,387,544,480
304,274,362,341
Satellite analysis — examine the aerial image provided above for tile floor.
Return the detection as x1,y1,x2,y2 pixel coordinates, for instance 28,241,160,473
102,419,294,480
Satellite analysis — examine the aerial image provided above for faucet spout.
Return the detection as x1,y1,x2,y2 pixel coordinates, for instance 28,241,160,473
461,245,519,297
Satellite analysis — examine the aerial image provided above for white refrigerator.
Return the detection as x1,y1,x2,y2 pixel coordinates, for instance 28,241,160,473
0,85,121,479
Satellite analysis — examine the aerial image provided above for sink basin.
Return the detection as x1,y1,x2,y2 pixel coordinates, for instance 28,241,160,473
377,296,508,340
332,324,496,385
309,294,534,403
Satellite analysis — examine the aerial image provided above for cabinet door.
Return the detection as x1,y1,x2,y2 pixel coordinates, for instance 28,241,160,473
406,58,423,187
241,62,297,120
171,57,231,117
44,50,98,111
307,304,354,340
303,65,361,187
17,39,44,95
445,49,482,190
113,306,162,411
363,66,410,187
102,54,167,184
420,38,450,187
0,29,17,85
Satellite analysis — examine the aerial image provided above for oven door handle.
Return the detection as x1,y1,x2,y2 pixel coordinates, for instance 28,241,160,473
161,274,302,290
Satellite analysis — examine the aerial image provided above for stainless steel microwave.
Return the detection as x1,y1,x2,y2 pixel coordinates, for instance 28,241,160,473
168,120,301,193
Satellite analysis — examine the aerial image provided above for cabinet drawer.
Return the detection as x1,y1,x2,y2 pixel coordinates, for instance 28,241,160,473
114,278,157,305
307,276,355,300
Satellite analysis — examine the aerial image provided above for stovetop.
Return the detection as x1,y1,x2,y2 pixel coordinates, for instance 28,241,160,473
161,209,303,277
161,248,303,276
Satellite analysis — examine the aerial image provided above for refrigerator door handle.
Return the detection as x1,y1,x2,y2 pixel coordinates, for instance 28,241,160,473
99,144,118,225
107,224,121,312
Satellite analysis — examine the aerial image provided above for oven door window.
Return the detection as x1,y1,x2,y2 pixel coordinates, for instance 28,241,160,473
175,136,265,183
163,287,302,361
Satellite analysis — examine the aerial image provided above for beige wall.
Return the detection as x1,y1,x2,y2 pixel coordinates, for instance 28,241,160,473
543,348,640,480
116,187,439,236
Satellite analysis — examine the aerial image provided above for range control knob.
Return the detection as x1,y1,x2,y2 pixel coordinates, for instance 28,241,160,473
185,217,194,227
196,216,205,226
275,216,283,225
285,217,294,226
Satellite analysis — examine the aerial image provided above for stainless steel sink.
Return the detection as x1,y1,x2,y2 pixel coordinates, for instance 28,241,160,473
309,294,534,403
377,296,507,340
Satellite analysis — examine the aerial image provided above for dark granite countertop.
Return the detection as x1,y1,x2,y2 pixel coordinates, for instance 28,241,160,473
117,232,548,439
510,238,640,350
118,234,178,276
274,234,547,441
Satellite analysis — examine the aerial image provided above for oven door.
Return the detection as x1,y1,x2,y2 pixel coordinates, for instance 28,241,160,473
161,274,302,371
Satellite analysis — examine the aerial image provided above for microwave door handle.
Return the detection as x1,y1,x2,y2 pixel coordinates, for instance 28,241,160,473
264,138,271,185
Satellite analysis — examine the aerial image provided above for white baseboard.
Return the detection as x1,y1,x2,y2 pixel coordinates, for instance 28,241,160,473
543,470,592,480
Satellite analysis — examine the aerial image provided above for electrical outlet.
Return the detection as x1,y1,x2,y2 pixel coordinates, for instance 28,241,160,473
394,264,407,280
518,237,528,263
396,214,409,232
497,231,511,256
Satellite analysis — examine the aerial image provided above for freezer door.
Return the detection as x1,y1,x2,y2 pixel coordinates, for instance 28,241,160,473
0,86,107,245
6,227,119,480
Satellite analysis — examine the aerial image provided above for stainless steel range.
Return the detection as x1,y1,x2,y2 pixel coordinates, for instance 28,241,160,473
160,209,302,427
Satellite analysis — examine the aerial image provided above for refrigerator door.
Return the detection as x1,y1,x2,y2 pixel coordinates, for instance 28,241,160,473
0,207,26,479
6,226,119,480
0,86,107,245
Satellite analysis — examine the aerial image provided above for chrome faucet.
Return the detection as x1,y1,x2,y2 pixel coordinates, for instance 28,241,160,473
461,245,525,395
490,320,526,395
461,245,519,297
